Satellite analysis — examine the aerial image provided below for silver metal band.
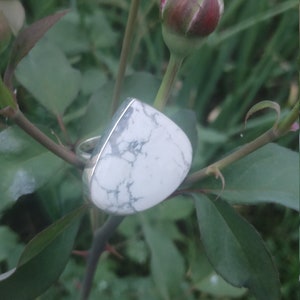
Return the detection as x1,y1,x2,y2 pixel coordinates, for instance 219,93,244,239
76,136,101,162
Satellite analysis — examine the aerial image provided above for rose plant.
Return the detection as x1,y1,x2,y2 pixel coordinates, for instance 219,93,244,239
0,0,298,299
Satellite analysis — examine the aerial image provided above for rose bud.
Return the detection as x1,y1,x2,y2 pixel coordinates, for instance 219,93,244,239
161,0,224,57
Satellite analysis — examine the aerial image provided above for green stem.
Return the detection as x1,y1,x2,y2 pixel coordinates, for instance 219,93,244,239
3,107,85,169
277,100,299,134
153,54,183,111
0,75,17,108
80,215,124,300
184,101,299,185
111,0,140,115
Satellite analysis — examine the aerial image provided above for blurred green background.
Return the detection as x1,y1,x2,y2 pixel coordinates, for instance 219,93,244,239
0,0,298,299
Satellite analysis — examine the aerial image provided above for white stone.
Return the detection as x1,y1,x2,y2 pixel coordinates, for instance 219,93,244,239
83,99,192,215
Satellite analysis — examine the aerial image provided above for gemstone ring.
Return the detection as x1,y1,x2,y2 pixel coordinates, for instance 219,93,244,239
78,98,193,215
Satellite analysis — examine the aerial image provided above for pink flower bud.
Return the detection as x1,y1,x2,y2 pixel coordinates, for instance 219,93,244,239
160,0,224,57
161,0,223,37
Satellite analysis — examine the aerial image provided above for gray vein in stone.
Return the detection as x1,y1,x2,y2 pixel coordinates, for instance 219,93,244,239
141,104,160,127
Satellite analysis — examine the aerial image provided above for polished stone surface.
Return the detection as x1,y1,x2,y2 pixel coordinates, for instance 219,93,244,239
84,99,192,215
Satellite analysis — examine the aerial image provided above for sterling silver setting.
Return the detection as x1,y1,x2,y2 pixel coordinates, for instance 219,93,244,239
76,136,101,162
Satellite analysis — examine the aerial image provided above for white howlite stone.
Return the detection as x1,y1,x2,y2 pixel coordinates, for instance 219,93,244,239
84,99,192,215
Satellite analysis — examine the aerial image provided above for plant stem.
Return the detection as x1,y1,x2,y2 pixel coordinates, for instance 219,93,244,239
184,101,299,185
153,54,183,111
80,215,124,300
4,107,85,169
111,0,140,115
277,100,299,134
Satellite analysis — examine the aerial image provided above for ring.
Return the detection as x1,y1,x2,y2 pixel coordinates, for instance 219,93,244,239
76,136,101,162
81,98,193,215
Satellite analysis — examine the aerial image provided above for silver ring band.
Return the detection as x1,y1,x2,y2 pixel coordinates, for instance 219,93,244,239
76,136,101,162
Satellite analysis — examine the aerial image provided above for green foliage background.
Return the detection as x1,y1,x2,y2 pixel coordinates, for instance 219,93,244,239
0,0,298,299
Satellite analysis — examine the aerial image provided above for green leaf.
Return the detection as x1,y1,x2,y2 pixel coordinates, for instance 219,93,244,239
87,9,119,49
15,39,81,115
5,10,67,71
245,100,281,128
125,238,148,264
195,272,247,298
37,169,83,220
81,68,107,96
198,126,228,144
0,127,65,211
0,126,34,155
194,194,280,300
188,238,247,297
0,226,24,268
0,11,12,55
0,75,16,109
45,11,90,55
157,196,194,221
200,143,299,210
0,205,87,300
142,218,185,300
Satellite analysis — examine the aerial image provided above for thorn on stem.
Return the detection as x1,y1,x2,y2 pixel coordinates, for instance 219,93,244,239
206,165,225,200
105,243,124,260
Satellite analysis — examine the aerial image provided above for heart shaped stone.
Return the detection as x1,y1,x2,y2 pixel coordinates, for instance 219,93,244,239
83,98,192,215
